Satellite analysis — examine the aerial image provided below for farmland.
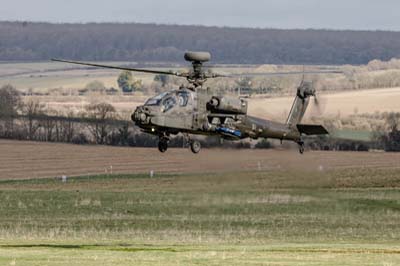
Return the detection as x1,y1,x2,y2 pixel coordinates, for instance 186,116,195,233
1,140,400,180
0,141,400,265
1,59,400,265
249,87,400,121
2,61,400,122
3,17,400,265
28,87,400,121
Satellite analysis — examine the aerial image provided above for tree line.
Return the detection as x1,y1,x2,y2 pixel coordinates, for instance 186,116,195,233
1,21,400,65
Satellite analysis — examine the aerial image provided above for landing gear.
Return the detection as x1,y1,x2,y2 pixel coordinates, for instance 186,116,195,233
183,133,201,154
158,138,168,153
298,141,305,154
158,133,170,153
190,140,201,154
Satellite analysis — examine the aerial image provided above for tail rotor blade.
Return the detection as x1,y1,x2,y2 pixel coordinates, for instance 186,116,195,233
311,94,327,115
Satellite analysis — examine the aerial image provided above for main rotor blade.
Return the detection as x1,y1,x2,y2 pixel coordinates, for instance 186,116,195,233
51,59,187,77
221,70,343,77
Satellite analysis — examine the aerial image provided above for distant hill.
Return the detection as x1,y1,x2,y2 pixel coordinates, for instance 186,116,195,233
1,21,400,64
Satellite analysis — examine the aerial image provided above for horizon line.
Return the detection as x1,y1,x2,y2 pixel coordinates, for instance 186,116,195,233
1,20,400,33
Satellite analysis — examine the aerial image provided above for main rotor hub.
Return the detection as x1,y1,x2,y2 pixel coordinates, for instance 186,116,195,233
183,51,212,89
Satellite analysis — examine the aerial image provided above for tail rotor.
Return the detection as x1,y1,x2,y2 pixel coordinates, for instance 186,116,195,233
310,87,327,116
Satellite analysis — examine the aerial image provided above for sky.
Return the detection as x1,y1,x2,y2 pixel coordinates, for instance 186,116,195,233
1,0,399,31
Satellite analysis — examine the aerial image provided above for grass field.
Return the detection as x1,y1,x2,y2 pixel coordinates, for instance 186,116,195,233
0,140,400,265
0,169,399,265
0,61,136,91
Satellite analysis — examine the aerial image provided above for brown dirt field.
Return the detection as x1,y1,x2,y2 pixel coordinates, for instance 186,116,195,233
1,140,400,180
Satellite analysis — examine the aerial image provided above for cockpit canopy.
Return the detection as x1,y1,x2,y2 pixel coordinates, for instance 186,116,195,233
144,91,168,106
144,90,192,112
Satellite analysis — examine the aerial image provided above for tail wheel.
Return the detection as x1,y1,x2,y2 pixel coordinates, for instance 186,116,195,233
298,141,305,154
299,145,304,154
190,140,201,154
158,139,168,153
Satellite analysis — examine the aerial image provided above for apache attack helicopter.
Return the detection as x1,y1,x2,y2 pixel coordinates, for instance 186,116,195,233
52,51,335,154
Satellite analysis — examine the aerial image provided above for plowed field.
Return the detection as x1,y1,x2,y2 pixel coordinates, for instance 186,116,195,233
1,140,400,180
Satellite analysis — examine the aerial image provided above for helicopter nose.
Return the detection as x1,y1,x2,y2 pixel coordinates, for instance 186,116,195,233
132,106,149,124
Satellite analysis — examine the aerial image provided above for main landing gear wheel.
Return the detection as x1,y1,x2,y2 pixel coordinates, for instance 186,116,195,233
158,138,168,153
298,141,305,154
190,140,201,154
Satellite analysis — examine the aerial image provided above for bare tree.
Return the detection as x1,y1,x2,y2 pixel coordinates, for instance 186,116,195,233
0,84,21,137
85,103,116,144
41,108,57,141
22,99,45,140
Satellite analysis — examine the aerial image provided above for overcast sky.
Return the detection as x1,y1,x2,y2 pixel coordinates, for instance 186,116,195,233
1,0,399,31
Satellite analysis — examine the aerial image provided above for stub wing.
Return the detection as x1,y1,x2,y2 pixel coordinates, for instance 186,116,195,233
297,124,329,135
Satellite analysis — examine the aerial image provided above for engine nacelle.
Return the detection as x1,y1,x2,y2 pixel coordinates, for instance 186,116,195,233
207,96,247,115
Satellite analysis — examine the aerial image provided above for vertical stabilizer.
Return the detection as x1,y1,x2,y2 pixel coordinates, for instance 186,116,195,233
286,81,315,127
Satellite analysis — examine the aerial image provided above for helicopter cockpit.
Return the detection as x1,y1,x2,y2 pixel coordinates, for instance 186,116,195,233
144,90,192,112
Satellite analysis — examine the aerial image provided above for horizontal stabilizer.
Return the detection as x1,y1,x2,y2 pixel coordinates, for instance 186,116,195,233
297,124,329,135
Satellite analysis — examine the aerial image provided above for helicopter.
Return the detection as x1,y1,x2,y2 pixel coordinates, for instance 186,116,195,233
52,51,335,154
